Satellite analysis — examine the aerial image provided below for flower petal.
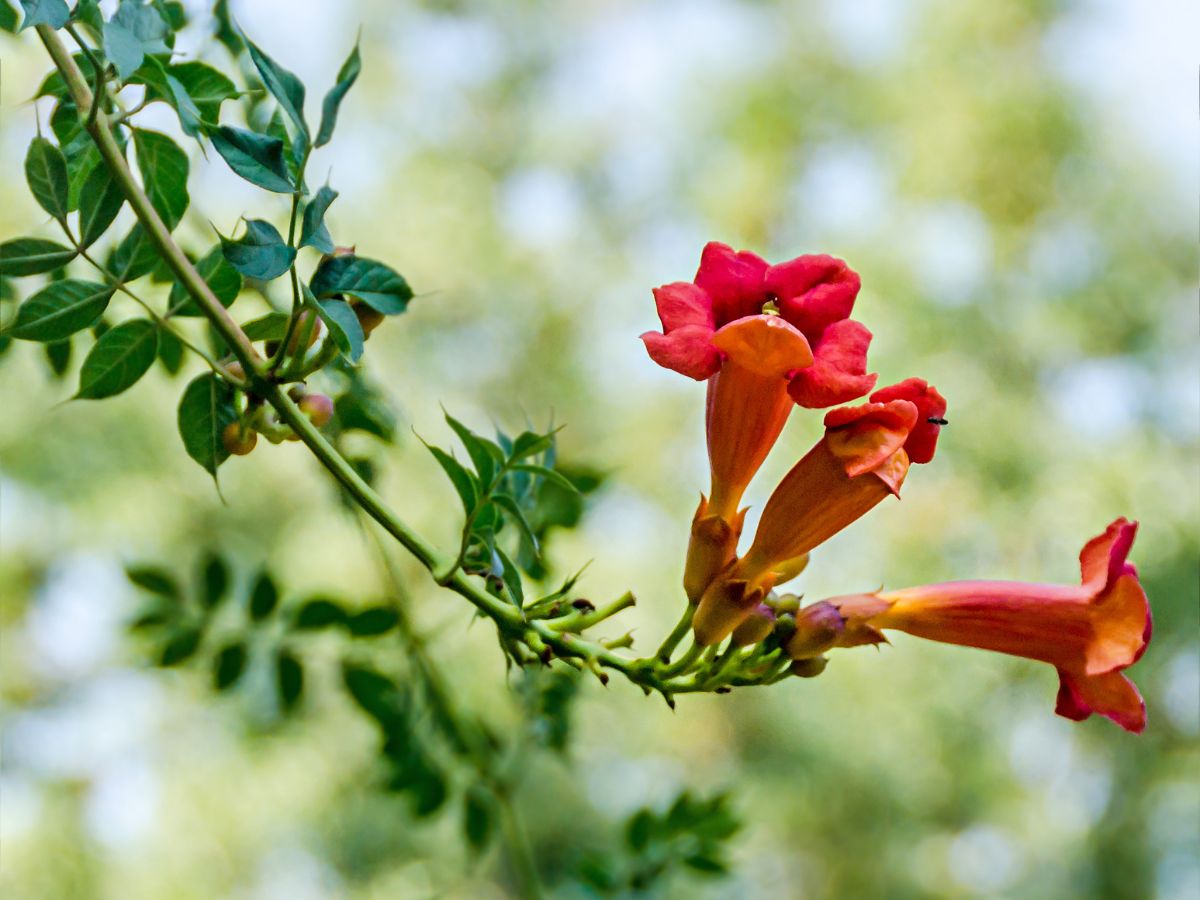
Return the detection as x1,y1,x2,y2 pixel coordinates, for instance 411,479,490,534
870,378,947,464
768,254,861,338
652,281,714,332
711,314,813,378
1079,517,1138,593
640,325,720,380
1087,572,1152,675
1055,668,1146,733
824,398,918,477
694,241,770,326
787,320,877,409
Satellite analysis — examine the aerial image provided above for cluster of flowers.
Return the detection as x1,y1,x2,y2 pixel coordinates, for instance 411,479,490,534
643,243,1151,732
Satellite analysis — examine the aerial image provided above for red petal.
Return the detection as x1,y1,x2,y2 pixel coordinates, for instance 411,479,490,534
641,326,720,380
711,314,813,378
823,398,918,477
769,255,861,339
787,319,877,409
694,242,770,327
1079,518,1138,593
870,378,947,464
1055,668,1146,734
652,281,714,332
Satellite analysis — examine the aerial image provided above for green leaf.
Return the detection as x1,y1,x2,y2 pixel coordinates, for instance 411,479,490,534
24,137,69,220
177,372,237,475
213,641,247,690
312,297,362,362
345,606,399,637
248,570,279,621
160,626,202,666
133,129,189,231
512,430,555,461
43,338,71,377
199,551,229,609
683,854,728,875
511,463,580,495
212,0,240,55
167,62,235,117
169,245,242,314
70,0,102,33
316,41,361,147
77,162,126,248
0,238,75,277
244,35,309,143
276,648,304,712
333,374,395,441
293,597,346,630
445,414,504,485
240,311,290,341
107,225,159,282
102,0,169,80
494,545,524,607
208,125,293,193
76,319,158,399
136,59,237,127
494,493,539,557
165,73,203,137
422,441,478,514
627,809,654,851
309,254,412,314
219,219,294,281
341,662,405,727
463,786,496,853
157,325,183,374
18,0,68,31
8,280,112,341
125,564,181,600
0,2,18,33
299,185,337,253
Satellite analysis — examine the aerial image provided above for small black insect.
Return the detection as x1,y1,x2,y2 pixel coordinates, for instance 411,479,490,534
927,417,949,426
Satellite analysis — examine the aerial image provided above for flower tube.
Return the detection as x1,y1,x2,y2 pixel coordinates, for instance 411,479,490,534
692,397,917,645
827,519,1152,732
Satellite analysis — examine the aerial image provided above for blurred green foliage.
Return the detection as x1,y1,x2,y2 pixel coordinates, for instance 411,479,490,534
0,0,1196,898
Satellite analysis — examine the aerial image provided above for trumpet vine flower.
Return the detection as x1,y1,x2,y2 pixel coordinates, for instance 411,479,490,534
818,519,1151,733
641,242,877,601
693,379,945,645
640,241,1149,733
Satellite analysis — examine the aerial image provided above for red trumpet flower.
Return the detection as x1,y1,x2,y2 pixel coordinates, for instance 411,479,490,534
827,519,1152,733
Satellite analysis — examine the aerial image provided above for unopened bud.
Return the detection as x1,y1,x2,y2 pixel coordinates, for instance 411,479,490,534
352,300,386,338
286,310,323,355
299,392,334,428
221,422,257,456
225,361,246,382
785,602,845,659
682,496,745,604
790,656,829,678
730,603,776,647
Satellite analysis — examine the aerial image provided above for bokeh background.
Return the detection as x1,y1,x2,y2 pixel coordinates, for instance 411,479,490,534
2,0,1197,897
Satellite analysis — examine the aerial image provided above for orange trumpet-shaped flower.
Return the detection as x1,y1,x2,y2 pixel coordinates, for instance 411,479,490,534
827,519,1152,733
642,243,877,601
692,396,920,645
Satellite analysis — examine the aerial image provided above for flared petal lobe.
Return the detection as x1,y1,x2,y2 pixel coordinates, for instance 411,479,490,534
767,254,861,337
694,242,770,326
825,518,1151,733
788,320,878,409
870,378,947,464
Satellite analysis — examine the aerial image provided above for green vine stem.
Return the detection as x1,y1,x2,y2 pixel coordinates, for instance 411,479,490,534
33,24,792,703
